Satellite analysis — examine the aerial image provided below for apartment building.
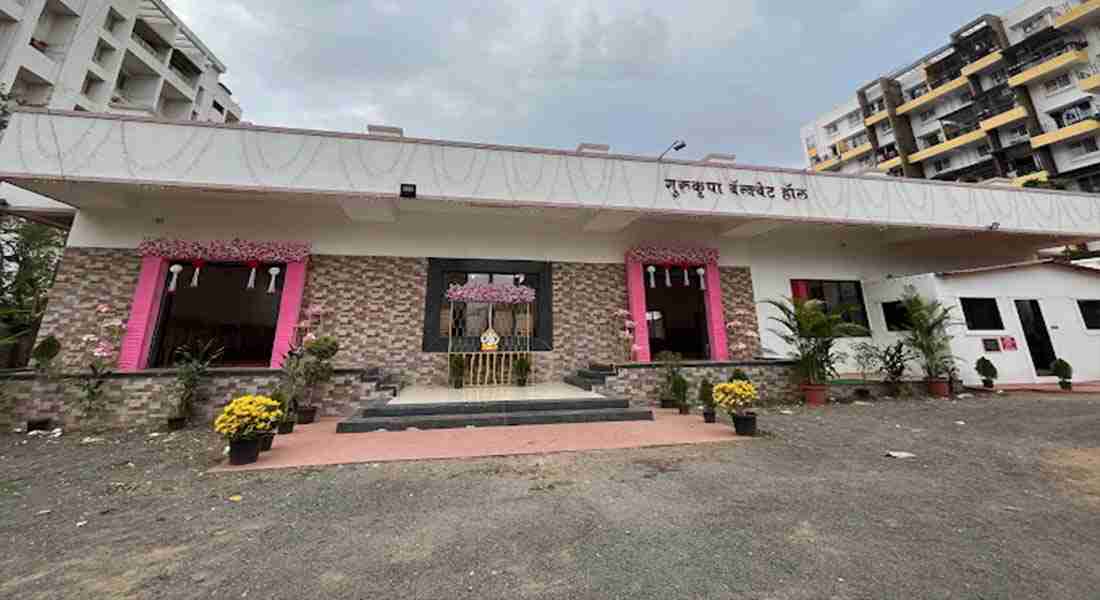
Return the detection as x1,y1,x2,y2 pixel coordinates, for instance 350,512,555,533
800,0,1100,193
0,0,241,123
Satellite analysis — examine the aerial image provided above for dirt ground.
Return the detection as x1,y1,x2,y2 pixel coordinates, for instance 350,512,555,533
2,393,1099,599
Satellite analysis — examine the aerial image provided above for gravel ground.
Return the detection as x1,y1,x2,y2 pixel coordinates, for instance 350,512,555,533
2,393,1099,599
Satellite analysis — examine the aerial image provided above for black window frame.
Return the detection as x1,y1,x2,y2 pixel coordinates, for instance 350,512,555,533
1078,299,1100,330
881,301,911,332
422,258,553,352
795,279,871,334
960,297,1005,331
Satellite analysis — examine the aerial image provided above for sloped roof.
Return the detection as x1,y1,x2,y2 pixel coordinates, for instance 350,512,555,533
938,259,1100,278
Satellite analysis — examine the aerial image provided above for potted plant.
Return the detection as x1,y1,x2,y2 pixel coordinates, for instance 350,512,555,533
672,373,690,415
852,341,881,399
728,368,750,382
878,341,912,397
271,388,296,434
167,340,223,430
214,395,283,465
513,355,531,387
713,380,759,436
766,297,867,406
450,354,467,389
655,351,684,409
899,288,956,398
1052,358,1073,391
698,378,716,423
296,335,340,424
975,357,998,389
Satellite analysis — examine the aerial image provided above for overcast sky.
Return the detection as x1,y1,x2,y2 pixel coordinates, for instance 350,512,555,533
171,0,1016,168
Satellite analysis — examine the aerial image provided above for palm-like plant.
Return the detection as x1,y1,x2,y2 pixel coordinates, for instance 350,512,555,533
765,297,868,385
899,288,956,380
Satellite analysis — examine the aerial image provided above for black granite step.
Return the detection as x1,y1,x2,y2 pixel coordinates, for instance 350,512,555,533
587,363,617,374
336,407,653,432
362,397,629,417
564,374,599,391
577,368,612,382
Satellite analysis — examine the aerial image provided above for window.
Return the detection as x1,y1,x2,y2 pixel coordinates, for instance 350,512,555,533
933,157,952,173
423,259,553,352
880,120,893,134
791,280,870,331
960,298,1005,330
1069,137,1099,157
1044,73,1072,94
1077,173,1100,192
149,263,285,368
847,112,862,127
1060,101,1093,126
977,143,992,156
882,301,911,331
825,123,838,135
1079,300,1100,330
992,69,1007,84
908,83,929,100
920,109,936,122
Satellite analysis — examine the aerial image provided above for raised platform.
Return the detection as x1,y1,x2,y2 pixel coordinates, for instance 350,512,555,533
337,384,652,432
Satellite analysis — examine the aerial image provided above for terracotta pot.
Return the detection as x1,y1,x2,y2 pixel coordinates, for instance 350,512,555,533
802,384,828,407
928,379,951,398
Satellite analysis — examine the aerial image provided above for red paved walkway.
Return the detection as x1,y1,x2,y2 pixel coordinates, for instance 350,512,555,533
213,409,746,472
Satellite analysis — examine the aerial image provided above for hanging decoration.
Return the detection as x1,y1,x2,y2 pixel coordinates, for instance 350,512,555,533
626,245,719,267
137,238,312,263
697,267,707,291
190,259,205,288
683,267,689,286
664,267,672,288
168,264,184,293
267,267,282,294
245,260,260,290
444,282,536,304
647,266,656,289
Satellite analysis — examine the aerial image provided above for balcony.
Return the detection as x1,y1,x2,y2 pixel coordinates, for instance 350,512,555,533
1030,116,1100,148
840,142,873,164
1055,0,1100,30
1013,170,1049,186
909,128,989,163
1007,44,1089,87
961,51,1004,77
877,155,904,172
0,0,25,21
864,110,889,127
812,155,841,172
896,75,970,115
980,106,1029,131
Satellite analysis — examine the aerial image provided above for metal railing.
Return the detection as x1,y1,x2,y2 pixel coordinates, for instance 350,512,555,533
1007,40,1088,76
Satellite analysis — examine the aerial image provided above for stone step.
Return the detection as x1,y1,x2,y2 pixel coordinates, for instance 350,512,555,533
564,374,598,391
336,407,653,433
363,398,629,417
577,368,611,382
587,363,617,374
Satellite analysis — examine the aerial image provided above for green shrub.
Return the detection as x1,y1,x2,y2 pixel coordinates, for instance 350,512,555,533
697,378,715,409
671,374,689,407
975,357,998,382
728,368,750,382
1052,358,1073,382
31,336,61,369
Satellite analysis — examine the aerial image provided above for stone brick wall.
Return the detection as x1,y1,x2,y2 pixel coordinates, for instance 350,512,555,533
721,267,761,360
546,262,629,380
0,369,374,430
37,248,142,369
596,361,800,408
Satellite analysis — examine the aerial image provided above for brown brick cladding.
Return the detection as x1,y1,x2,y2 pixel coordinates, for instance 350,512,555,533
721,267,761,360
18,249,762,428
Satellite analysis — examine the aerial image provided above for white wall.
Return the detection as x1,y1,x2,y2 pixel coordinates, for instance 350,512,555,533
867,265,1100,385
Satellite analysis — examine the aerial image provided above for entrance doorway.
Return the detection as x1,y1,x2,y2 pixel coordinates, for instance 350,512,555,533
644,265,709,359
1015,299,1057,377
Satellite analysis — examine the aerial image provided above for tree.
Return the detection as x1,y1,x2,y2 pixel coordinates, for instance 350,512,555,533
0,216,65,356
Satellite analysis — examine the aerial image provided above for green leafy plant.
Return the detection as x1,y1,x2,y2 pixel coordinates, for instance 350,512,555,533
69,309,126,421
513,355,531,385
878,341,913,394
654,351,684,400
852,342,881,382
1052,358,1073,387
670,373,689,409
728,368,750,382
765,297,867,385
31,335,61,370
299,336,340,406
449,354,467,388
697,378,715,410
169,340,223,421
975,357,998,388
899,288,957,381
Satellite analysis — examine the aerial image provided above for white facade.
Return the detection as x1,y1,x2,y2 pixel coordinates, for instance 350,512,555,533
0,0,242,123
865,262,1100,385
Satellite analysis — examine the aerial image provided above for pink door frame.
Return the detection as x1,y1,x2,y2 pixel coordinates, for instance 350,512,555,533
625,257,729,363
118,259,308,371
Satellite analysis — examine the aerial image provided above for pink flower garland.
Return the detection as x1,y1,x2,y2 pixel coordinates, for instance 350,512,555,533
627,245,719,266
137,238,312,262
445,282,536,305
